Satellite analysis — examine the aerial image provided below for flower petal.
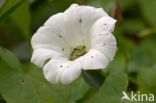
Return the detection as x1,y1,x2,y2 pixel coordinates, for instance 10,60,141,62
43,58,81,84
60,61,82,84
31,48,64,67
64,4,108,48
76,49,108,70
91,33,117,61
90,16,116,35
43,13,73,47
90,16,117,61
43,58,67,84
31,4,117,84
31,13,72,57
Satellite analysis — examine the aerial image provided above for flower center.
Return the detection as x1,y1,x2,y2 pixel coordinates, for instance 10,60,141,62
70,45,87,60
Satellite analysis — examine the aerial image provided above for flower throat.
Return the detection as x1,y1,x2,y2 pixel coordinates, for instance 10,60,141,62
70,45,87,60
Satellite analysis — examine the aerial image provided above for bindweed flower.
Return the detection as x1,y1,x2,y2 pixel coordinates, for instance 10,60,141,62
31,4,117,84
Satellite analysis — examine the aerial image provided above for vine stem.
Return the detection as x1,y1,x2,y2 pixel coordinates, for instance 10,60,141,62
82,70,105,89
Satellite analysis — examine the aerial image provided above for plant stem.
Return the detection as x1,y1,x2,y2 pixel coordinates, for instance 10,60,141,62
82,70,105,89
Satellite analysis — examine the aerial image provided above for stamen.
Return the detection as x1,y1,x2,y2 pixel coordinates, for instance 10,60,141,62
70,45,87,60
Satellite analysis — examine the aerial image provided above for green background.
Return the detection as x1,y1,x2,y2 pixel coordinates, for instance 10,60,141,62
0,0,156,103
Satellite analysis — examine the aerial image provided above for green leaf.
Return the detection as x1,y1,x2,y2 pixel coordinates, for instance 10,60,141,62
0,0,24,22
31,0,76,30
0,63,90,103
120,19,147,35
106,51,127,74
68,77,90,103
87,0,136,13
0,0,6,8
0,47,21,69
128,35,156,72
82,70,105,89
87,0,116,12
118,0,135,11
0,0,20,14
138,28,156,38
139,36,156,61
0,48,89,103
0,63,69,103
88,73,128,103
116,34,134,56
139,0,156,26
10,0,31,39
138,67,156,95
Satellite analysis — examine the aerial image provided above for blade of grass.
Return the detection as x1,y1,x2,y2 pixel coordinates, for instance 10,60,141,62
0,0,24,22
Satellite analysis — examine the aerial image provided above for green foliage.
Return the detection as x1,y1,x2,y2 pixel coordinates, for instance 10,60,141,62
31,0,77,30
138,68,156,95
106,51,127,74
0,48,89,103
10,0,31,39
139,0,156,26
0,63,88,103
0,0,156,103
88,73,128,103
87,0,116,12
120,19,147,35
0,47,21,69
0,0,24,21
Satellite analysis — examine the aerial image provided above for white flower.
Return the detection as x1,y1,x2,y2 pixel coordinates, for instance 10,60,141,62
31,4,117,84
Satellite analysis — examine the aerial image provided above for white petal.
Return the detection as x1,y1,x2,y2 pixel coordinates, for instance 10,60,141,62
64,4,108,48
31,27,71,57
31,4,117,84
91,33,117,61
43,58,67,84
31,48,63,67
43,58,82,84
76,49,108,70
44,13,71,46
60,61,82,84
31,13,72,57
90,16,117,61
90,16,117,35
